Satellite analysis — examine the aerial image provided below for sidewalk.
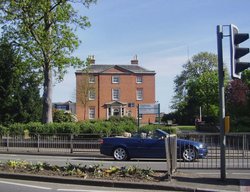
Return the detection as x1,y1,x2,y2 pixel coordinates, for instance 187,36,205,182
170,171,244,192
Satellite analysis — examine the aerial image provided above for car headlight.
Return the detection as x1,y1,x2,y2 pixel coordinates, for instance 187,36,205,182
199,144,204,148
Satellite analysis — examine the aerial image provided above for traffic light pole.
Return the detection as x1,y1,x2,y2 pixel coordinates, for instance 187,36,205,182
217,25,226,180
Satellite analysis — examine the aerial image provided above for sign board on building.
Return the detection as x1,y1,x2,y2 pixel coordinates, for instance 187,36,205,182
138,103,159,114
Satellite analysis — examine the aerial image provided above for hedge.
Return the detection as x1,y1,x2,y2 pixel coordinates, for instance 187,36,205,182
0,118,179,136
138,124,177,134
0,117,138,136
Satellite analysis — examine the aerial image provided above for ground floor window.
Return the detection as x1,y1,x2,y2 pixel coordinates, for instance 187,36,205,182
89,107,95,119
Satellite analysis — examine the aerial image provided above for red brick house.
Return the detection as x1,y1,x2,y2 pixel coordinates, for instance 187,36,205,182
75,57,156,124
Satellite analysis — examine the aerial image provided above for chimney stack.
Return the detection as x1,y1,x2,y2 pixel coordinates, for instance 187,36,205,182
88,55,95,64
131,55,138,65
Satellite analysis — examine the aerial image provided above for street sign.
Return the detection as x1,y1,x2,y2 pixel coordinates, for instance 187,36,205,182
138,103,159,114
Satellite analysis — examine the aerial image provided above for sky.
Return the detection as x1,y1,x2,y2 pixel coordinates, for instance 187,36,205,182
53,0,250,113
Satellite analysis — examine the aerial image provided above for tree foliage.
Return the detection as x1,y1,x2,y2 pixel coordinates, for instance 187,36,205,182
0,39,42,125
171,52,220,124
226,72,250,132
187,71,219,117
53,109,77,123
0,0,96,123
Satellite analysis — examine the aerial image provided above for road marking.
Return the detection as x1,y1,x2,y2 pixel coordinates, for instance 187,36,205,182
0,180,52,190
57,189,127,192
232,173,250,175
194,172,220,175
57,190,93,192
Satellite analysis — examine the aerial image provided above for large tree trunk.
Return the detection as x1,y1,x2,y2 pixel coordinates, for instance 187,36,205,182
42,2,53,124
42,64,53,123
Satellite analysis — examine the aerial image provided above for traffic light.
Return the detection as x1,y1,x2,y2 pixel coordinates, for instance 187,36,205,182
230,24,250,79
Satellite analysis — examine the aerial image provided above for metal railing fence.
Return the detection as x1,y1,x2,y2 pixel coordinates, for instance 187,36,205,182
0,132,249,169
0,133,101,153
177,132,250,169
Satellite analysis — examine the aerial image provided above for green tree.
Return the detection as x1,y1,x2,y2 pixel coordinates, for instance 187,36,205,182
187,71,219,117
172,52,218,109
0,0,96,123
171,52,221,124
0,39,42,125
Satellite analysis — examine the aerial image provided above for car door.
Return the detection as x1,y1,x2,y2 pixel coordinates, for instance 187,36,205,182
123,137,147,158
122,137,164,158
141,137,166,158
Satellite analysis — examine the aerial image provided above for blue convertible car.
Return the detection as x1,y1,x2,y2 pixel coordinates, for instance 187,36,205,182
100,129,208,162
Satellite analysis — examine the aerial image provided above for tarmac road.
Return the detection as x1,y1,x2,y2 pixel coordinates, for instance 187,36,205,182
0,178,154,192
0,153,249,191
0,153,249,171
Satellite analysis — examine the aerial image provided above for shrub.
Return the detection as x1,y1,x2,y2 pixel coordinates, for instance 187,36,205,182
8,123,26,135
2,116,145,135
0,124,8,135
24,122,43,133
231,116,250,132
78,120,95,133
53,110,76,123
108,116,137,135
139,124,177,134
109,116,137,124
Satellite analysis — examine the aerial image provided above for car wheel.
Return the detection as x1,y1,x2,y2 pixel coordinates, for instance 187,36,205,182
113,147,128,161
182,147,197,162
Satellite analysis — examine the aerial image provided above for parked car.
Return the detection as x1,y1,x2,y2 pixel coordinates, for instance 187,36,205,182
100,129,208,162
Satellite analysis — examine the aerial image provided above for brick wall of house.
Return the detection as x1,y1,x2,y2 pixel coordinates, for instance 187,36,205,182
76,73,99,120
76,63,156,124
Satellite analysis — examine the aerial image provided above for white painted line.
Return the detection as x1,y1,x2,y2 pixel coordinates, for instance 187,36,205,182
232,173,250,175
57,189,127,192
57,190,91,192
196,172,220,175
0,180,52,190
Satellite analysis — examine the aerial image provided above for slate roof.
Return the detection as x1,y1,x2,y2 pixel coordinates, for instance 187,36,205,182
76,64,155,74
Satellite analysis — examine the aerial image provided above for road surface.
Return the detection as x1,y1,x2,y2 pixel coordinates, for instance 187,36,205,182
0,178,154,192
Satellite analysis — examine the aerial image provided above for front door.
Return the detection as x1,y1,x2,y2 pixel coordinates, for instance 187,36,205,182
113,108,120,116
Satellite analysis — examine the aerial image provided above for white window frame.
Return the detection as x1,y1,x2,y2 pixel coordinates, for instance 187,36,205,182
112,89,120,100
88,89,95,100
89,107,95,119
136,76,143,83
89,75,95,83
136,89,143,100
112,76,120,84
